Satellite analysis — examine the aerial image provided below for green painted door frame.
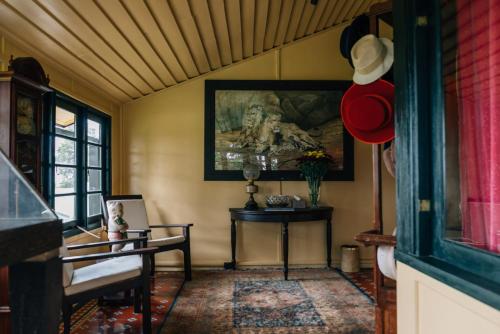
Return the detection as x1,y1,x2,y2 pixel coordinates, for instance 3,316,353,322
393,0,500,310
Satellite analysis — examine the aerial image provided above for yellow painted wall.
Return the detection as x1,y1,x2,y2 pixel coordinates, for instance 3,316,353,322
397,262,500,333
0,33,122,195
122,25,396,268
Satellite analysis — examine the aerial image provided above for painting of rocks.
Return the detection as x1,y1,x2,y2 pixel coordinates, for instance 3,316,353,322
204,80,353,181
214,89,345,171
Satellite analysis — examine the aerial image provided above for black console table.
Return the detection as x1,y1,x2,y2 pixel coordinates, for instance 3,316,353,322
224,207,334,280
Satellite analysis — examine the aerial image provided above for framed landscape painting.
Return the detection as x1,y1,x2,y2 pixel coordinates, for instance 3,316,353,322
204,80,354,181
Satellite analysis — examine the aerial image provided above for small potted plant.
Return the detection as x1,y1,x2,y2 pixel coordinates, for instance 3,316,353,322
296,150,333,207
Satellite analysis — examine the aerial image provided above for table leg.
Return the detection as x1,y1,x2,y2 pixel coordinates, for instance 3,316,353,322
282,221,289,280
326,218,332,268
223,219,237,270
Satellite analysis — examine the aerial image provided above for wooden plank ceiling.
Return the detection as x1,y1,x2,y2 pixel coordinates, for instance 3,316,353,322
0,0,381,103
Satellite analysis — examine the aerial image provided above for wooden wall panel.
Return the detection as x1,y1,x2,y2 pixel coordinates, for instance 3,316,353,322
168,0,211,73
40,0,153,95
122,0,188,83
224,0,243,61
208,0,232,66
326,0,346,27
0,3,130,101
5,0,142,98
284,0,306,43
189,0,222,70
0,0,384,101
146,0,199,78
295,1,315,39
241,0,256,58
96,0,177,87
317,0,338,31
306,0,329,35
335,0,358,25
253,0,269,54
273,0,294,47
67,0,164,90
263,0,282,51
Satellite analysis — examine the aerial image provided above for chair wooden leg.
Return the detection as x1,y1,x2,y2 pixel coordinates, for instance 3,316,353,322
133,288,141,313
142,286,151,334
143,254,152,334
150,254,156,277
124,289,132,304
183,243,192,281
62,302,72,334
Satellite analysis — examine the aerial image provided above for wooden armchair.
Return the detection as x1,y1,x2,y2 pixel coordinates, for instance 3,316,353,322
101,195,193,280
61,237,156,334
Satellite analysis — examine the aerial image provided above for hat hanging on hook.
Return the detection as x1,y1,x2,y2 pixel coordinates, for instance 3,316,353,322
341,80,395,144
351,34,394,85
339,15,370,68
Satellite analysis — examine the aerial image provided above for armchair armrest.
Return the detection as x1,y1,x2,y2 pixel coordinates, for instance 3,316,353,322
126,229,152,234
62,247,158,263
355,230,396,247
149,224,193,228
66,237,148,250
148,224,193,240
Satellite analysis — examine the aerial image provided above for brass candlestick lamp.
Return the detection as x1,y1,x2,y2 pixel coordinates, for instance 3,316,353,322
243,163,260,210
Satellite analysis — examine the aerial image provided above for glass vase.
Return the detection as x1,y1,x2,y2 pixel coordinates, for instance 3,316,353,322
306,176,321,208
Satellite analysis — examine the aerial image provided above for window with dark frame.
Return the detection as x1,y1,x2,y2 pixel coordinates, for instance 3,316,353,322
394,0,500,310
47,94,111,234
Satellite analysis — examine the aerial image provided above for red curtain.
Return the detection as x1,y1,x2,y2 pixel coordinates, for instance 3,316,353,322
457,0,500,253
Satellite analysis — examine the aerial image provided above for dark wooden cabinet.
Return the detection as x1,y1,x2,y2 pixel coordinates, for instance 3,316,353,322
0,56,52,333
0,56,52,188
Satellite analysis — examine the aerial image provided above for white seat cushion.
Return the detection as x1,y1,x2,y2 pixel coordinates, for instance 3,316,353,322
108,253,142,269
148,235,185,247
122,242,136,251
65,256,142,296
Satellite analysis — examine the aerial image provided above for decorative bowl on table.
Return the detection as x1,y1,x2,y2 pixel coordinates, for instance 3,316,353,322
265,195,290,208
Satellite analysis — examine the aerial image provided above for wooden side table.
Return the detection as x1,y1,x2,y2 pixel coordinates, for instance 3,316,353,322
225,207,334,280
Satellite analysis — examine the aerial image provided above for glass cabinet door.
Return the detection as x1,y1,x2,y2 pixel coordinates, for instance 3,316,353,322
13,91,41,188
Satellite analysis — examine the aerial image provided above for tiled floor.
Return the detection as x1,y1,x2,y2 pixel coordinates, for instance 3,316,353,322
59,272,184,334
337,268,375,301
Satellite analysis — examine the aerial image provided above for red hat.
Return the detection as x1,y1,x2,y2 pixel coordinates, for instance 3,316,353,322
341,79,395,144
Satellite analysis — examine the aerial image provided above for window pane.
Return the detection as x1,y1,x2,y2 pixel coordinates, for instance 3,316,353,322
87,145,101,167
87,169,101,191
87,193,101,217
55,107,76,137
55,195,76,222
55,137,76,165
87,119,101,144
55,167,76,194
442,0,500,254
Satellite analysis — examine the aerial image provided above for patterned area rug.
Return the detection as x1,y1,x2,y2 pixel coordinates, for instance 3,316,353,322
161,269,374,334
59,269,374,333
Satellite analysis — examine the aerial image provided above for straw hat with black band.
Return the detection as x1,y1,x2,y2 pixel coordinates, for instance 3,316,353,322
351,34,394,85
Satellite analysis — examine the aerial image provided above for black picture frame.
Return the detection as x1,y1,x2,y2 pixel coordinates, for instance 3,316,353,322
204,80,354,181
